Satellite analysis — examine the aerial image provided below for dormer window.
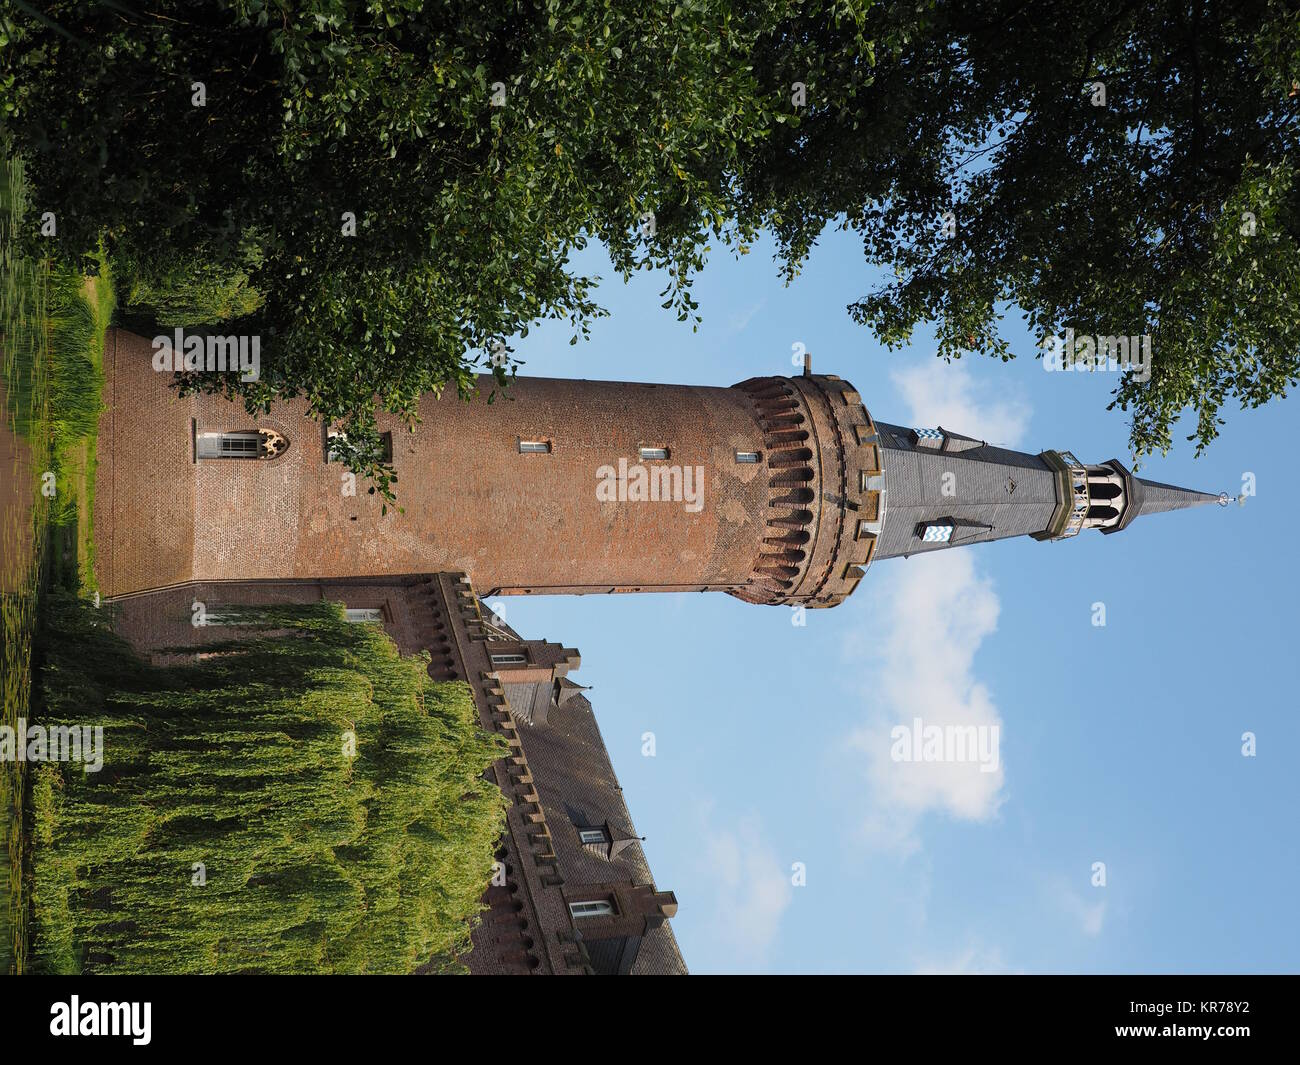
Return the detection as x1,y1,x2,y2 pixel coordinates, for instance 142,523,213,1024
639,447,669,461
916,518,991,545
920,522,954,543
569,899,615,919
578,826,611,846
344,608,384,624
734,450,761,463
490,653,527,667
904,427,984,453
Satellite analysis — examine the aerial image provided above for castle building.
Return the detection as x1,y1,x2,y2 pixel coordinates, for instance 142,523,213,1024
96,329,1228,973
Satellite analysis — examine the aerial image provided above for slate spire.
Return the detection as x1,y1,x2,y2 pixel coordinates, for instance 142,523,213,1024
869,421,1231,560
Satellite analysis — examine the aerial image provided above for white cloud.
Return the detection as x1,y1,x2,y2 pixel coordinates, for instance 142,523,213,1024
846,551,1008,852
891,361,1030,447
697,810,793,961
842,360,1025,852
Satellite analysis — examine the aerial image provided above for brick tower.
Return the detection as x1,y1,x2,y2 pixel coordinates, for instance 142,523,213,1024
95,329,1229,603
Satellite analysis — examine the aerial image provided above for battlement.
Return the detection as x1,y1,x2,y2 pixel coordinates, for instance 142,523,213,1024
730,374,881,608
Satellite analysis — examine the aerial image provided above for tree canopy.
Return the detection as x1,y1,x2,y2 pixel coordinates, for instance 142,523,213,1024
740,0,1300,456
3,0,1296,475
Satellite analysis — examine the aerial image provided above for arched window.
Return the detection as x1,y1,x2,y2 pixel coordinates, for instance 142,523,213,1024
197,429,288,460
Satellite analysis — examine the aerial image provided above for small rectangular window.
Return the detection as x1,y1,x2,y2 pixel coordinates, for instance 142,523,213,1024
578,828,609,846
735,451,761,464
326,428,346,462
639,446,669,461
490,653,527,666
344,608,384,624
519,440,551,454
329,430,393,463
569,900,614,919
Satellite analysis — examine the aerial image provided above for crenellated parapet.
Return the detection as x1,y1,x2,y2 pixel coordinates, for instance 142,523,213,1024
730,373,882,608
445,574,589,974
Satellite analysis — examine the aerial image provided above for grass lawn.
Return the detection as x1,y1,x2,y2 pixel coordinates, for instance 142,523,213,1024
45,266,113,594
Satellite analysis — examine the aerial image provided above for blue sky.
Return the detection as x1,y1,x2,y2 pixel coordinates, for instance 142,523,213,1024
493,226,1298,974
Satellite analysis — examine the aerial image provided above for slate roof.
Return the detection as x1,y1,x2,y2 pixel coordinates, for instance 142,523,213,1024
484,603,686,975
872,421,1226,558
1132,477,1224,518
872,421,1060,559
503,679,687,974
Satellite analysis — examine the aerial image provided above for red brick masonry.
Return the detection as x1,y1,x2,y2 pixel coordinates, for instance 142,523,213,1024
96,328,880,606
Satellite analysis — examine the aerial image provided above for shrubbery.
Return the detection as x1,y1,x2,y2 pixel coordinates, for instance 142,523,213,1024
30,595,506,974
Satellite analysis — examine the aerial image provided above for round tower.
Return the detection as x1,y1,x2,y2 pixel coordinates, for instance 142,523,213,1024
359,370,882,608
96,330,883,604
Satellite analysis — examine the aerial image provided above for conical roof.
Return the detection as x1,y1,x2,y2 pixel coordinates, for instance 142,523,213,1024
1132,477,1226,518
1101,459,1228,534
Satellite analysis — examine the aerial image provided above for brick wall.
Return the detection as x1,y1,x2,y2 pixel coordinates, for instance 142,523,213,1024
97,329,778,599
